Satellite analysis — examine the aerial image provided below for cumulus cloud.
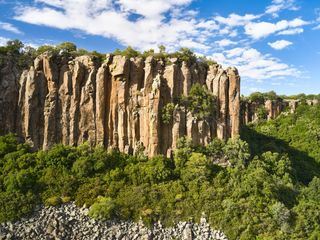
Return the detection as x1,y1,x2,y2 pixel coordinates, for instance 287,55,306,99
211,47,300,80
215,39,236,47
12,0,308,85
266,0,299,17
245,18,309,39
278,28,303,35
214,13,260,27
268,40,293,50
0,22,23,34
14,0,217,51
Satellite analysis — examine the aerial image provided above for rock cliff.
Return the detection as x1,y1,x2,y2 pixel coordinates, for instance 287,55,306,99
241,98,319,124
0,53,241,157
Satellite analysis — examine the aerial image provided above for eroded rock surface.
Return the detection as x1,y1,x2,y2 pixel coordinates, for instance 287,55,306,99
0,53,241,156
240,98,319,125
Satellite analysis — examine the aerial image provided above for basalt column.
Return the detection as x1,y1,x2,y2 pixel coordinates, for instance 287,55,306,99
0,53,242,157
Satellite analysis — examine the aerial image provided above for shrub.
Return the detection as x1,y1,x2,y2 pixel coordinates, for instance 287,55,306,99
0,191,36,222
223,137,250,166
162,103,175,124
72,156,94,178
256,106,268,121
182,83,216,120
45,196,62,206
180,153,211,182
89,197,117,220
75,178,107,207
174,137,194,170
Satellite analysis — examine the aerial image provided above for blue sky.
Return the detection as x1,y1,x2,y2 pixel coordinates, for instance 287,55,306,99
0,0,319,95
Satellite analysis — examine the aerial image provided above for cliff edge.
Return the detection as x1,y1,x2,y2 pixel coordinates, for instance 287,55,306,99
0,53,240,157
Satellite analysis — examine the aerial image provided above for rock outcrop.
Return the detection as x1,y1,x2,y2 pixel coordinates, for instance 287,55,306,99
241,98,319,125
0,53,241,157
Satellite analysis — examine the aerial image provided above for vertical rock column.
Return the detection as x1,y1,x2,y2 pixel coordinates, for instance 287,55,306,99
77,56,98,146
128,57,144,154
42,55,59,150
96,62,109,146
227,67,240,138
216,68,229,140
0,59,19,135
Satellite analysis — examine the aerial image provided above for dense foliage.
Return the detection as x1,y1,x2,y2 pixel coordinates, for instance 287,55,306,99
243,90,320,103
0,40,106,67
161,84,217,124
113,46,213,66
1,102,319,239
1,40,217,73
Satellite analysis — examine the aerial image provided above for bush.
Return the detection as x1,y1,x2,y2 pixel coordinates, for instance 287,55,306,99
180,153,211,182
162,103,175,124
181,83,216,120
45,196,62,206
256,106,268,121
72,156,94,178
223,137,250,166
0,191,36,222
89,197,117,220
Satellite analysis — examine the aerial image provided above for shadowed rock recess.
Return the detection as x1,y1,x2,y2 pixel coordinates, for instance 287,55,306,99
0,53,240,157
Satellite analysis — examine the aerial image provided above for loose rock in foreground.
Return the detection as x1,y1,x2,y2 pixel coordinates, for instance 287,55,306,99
0,203,228,240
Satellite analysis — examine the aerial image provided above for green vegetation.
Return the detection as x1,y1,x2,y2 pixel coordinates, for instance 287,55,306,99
0,40,35,68
256,106,268,121
1,40,217,71
113,45,214,66
1,102,320,240
0,39,105,67
162,103,175,124
181,83,217,120
244,91,320,103
1,40,320,239
161,84,217,124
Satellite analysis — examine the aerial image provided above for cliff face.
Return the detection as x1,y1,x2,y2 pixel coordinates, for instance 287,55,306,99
241,98,319,124
0,53,241,157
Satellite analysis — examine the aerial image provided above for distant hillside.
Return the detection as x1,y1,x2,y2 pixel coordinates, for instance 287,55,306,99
242,103,320,183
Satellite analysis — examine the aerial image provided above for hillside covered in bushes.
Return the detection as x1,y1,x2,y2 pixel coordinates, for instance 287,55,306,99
0,103,319,239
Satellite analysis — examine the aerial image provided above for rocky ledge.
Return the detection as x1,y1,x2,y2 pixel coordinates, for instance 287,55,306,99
0,203,228,240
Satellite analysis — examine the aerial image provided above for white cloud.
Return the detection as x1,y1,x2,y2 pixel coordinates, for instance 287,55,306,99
245,18,309,39
314,8,320,30
0,22,23,34
215,39,236,47
266,0,299,17
0,36,10,46
211,47,300,80
214,13,260,27
14,0,217,51
268,40,293,50
278,28,303,35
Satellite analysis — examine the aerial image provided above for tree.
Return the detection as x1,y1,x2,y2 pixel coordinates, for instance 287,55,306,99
256,106,268,121
158,45,166,53
56,42,77,53
182,83,216,120
223,137,250,166
249,92,265,104
162,103,175,124
174,137,194,169
180,152,211,182
36,45,57,55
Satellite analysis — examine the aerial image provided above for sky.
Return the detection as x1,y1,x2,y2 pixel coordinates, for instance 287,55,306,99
0,0,319,96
